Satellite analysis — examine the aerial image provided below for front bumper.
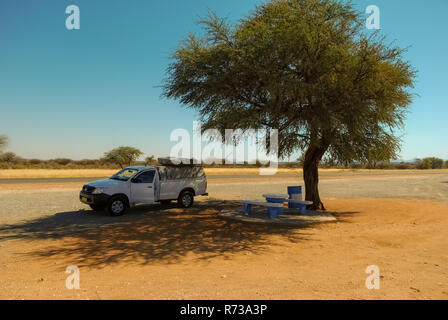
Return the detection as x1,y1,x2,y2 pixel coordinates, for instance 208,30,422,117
79,192,110,206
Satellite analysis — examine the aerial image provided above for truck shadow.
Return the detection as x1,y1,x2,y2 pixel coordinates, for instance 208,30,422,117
0,200,313,268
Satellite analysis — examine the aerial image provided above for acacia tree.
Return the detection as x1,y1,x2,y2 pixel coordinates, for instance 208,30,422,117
163,0,416,209
366,143,397,169
104,146,143,169
0,152,17,163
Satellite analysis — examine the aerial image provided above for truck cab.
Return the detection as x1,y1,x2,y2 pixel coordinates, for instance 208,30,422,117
80,163,208,216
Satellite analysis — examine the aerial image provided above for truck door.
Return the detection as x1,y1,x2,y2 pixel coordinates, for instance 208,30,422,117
130,170,156,204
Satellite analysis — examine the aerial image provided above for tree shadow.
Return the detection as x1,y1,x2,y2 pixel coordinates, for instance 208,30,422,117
0,200,311,268
320,210,359,224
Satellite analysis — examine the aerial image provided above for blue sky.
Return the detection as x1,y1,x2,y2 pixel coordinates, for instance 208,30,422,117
0,0,447,160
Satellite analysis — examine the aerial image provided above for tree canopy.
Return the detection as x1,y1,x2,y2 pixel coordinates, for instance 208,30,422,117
103,146,143,169
163,0,416,209
0,152,17,163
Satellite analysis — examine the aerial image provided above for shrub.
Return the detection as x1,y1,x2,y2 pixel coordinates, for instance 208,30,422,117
393,162,412,170
0,152,17,163
52,158,73,166
419,157,444,169
375,162,392,169
75,159,98,166
28,159,42,165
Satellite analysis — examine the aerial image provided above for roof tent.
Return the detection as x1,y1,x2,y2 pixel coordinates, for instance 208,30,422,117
157,157,202,166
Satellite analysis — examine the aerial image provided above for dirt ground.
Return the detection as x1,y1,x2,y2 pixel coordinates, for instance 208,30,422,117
0,172,447,300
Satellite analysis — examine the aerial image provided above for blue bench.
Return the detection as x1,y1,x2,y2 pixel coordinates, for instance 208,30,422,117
240,200,284,219
288,199,313,214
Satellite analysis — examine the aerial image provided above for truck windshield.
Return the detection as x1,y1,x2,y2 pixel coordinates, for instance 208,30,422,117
110,168,140,181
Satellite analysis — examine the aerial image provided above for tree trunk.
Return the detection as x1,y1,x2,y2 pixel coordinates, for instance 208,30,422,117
303,144,328,210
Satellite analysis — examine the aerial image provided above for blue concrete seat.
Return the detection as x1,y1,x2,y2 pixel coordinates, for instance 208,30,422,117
240,200,284,219
288,199,313,214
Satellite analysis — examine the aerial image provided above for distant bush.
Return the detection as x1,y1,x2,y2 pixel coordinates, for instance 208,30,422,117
393,162,413,170
374,162,391,169
0,152,18,163
418,157,444,169
28,159,42,165
0,152,445,170
75,159,99,166
348,162,364,169
52,158,72,166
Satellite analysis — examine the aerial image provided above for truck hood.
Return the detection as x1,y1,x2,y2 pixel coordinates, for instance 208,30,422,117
87,178,124,188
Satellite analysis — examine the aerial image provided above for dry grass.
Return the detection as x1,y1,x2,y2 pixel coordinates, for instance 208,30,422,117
0,169,118,179
0,168,446,179
0,168,301,179
204,168,304,175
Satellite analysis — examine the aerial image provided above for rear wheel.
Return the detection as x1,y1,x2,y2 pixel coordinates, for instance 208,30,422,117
178,190,194,208
89,204,105,211
107,196,127,216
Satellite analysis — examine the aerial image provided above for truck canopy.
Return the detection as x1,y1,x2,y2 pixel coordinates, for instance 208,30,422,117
157,165,205,180
157,157,201,166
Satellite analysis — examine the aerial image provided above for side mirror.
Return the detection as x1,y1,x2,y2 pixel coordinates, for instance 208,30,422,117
131,177,141,183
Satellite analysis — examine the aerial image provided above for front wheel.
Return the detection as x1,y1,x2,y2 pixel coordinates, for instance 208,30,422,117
178,191,194,208
107,196,127,216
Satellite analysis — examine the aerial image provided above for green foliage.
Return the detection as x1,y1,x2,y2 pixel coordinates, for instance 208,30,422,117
103,146,143,169
28,159,42,165
418,157,444,169
296,154,305,167
320,155,337,168
76,159,98,166
53,158,73,166
365,143,396,168
393,162,412,170
0,152,17,163
163,0,416,164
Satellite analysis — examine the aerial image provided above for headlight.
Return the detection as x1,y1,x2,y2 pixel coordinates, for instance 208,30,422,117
92,188,104,195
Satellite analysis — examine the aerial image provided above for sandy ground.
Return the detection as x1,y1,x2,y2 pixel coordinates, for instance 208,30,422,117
0,172,447,300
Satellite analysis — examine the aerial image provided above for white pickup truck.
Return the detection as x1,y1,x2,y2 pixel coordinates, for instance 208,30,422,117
79,163,208,216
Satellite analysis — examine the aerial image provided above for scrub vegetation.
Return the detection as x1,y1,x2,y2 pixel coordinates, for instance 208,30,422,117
0,134,445,171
